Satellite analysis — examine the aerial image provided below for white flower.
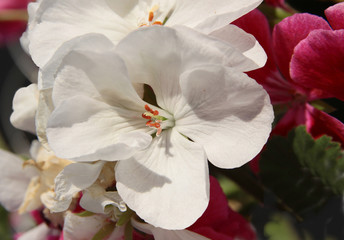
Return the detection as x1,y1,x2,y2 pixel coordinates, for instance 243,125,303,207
63,211,125,240
9,82,53,149
50,161,127,221
10,83,39,134
132,217,210,240
22,0,263,68
0,140,71,215
0,149,34,211
17,223,60,240
43,26,273,229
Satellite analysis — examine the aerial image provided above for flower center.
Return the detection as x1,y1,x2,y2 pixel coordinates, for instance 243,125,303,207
139,5,164,27
142,104,167,136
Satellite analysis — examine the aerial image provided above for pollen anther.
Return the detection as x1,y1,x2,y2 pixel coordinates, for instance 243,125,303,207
148,11,154,22
142,105,165,137
152,21,162,25
145,104,152,112
142,113,151,119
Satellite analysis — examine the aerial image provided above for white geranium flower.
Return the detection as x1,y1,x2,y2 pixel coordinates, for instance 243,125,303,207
22,0,263,68
17,223,60,240
9,81,53,149
10,83,39,134
0,149,35,211
49,161,127,221
43,26,273,229
63,211,125,240
132,217,210,240
0,141,71,214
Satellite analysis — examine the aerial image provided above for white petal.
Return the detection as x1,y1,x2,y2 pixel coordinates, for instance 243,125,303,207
0,150,33,211
40,33,116,91
52,161,105,212
105,0,175,25
116,26,256,113
168,0,262,33
132,218,210,240
116,129,209,230
63,212,109,240
36,87,54,150
25,0,132,67
41,190,58,210
49,34,144,110
210,24,267,70
18,223,50,240
80,185,126,215
29,140,41,160
20,1,40,54
10,84,39,134
176,65,273,168
47,95,152,161
18,176,45,213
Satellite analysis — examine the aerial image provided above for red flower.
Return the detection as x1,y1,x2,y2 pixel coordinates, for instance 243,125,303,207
290,3,344,102
264,0,288,10
0,0,31,46
188,176,256,240
233,6,344,145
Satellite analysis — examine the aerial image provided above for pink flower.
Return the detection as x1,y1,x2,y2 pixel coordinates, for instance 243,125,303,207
233,6,344,146
0,0,31,45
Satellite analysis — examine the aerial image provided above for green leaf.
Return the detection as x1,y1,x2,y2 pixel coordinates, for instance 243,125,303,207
259,126,344,218
0,206,11,240
293,127,344,195
264,213,303,240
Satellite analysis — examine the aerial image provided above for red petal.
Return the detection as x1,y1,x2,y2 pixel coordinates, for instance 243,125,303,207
325,2,344,30
189,176,256,240
189,176,228,227
0,21,26,46
264,0,291,11
264,0,285,7
273,14,331,82
306,104,344,146
290,29,344,101
0,0,30,9
0,0,30,46
273,104,307,136
233,10,294,104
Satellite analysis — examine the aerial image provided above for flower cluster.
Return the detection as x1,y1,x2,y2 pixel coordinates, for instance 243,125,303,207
0,0,275,239
1,0,343,239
